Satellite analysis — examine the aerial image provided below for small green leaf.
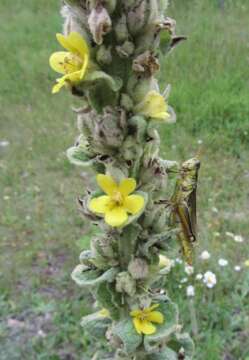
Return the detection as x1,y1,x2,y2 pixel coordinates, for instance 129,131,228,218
167,332,195,360
148,347,178,360
80,311,110,339
67,145,94,167
112,318,143,354
85,71,122,92
96,282,122,320
71,264,118,287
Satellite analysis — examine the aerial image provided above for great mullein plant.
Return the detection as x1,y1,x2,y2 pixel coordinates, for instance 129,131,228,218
49,1,199,359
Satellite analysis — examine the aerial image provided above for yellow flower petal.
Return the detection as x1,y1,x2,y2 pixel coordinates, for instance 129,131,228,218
146,304,160,313
52,78,67,94
49,51,69,74
119,178,137,196
89,195,110,214
140,320,156,335
147,311,164,324
105,207,128,227
124,194,144,215
80,54,89,79
99,308,110,317
130,309,142,317
153,112,170,120
135,90,169,121
63,70,82,83
133,317,143,335
67,32,89,58
97,174,118,196
56,32,89,58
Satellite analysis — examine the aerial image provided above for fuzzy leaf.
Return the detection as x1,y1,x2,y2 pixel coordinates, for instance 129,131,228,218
67,145,94,167
85,71,122,92
80,311,110,339
144,299,179,353
71,264,118,287
148,348,177,360
96,282,122,320
167,332,195,360
112,318,143,354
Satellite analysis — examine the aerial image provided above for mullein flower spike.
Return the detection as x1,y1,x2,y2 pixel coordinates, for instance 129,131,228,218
51,0,197,358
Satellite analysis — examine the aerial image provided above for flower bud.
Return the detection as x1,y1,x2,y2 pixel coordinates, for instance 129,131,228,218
127,0,148,35
88,4,112,45
91,234,115,259
114,14,129,43
115,272,136,297
120,94,134,112
116,41,135,58
96,45,113,65
128,258,149,280
122,136,143,161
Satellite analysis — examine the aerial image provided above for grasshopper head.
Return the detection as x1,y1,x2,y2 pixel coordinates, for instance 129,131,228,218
181,157,200,172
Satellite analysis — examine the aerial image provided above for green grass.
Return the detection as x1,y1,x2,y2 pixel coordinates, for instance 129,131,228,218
0,0,249,359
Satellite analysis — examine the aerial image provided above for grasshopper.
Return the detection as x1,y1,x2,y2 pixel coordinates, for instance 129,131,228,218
169,157,200,264
156,157,200,263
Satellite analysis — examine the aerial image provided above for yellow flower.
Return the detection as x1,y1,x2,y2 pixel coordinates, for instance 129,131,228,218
244,259,249,267
89,174,144,227
130,304,164,335
49,32,90,94
99,308,110,317
134,90,170,121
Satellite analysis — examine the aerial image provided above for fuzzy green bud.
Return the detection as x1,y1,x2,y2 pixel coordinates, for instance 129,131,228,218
115,272,136,297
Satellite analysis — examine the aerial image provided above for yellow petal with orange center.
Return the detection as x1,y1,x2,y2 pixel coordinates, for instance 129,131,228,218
119,178,137,196
97,174,118,196
105,207,128,227
89,195,110,214
124,195,144,215
146,311,164,324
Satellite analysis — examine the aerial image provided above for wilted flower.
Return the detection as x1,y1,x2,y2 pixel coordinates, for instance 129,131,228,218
185,265,194,276
195,273,203,281
49,32,90,93
218,258,228,267
203,271,217,288
186,285,195,297
134,91,170,121
89,174,144,227
130,304,164,335
200,250,211,260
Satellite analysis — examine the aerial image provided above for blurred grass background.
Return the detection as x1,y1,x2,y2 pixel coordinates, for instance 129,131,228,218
0,0,248,359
